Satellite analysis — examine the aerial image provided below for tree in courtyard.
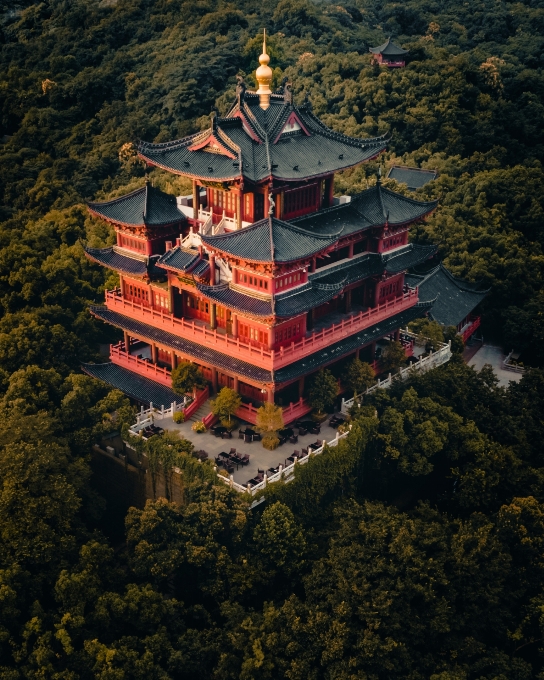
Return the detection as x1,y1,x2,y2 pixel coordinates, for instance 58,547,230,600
443,325,464,354
308,369,338,416
380,340,408,373
342,358,375,399
210,387,241,428
409,318,445,352
256,402,284,449
171,361,206,397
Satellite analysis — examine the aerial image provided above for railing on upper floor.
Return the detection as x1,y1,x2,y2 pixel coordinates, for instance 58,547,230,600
110,342,172,387
104,289,419,371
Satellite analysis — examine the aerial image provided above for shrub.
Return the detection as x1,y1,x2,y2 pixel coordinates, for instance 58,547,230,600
191,420,206,433
172,411,185,424
262,435,280,450
220,416,239,431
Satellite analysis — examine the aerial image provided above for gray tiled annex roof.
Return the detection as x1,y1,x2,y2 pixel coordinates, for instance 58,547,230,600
81,362,183,408
196,245,436,318
202,217,339,263
369,38,409,56
138,94,387,184
291,184,437,238
88,183,186,227
405,264,489,327
387,166,437,190
88,303,433,385
384,244,438,273
84,245,163,278
156,247,199,273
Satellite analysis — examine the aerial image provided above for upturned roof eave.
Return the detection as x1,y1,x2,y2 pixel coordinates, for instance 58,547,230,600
138,153,243,183
86,205,185,230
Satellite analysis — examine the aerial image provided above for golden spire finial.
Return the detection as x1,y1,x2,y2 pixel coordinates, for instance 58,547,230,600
256,29,273,110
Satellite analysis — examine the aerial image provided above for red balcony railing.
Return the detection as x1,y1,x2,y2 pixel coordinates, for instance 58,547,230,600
461,316,481,343
110,342,172,387
235,397,312,426
104,288,418,370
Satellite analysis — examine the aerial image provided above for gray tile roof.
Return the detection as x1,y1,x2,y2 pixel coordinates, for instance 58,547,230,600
156,247,199,273
201,217,339,263
369,38,408,56
291,183,438,237
84,246,163,278
196,246,436,319
138,94,388,184
88,183,186,227
88,302,433,386
81,362,183,408
387,166,437,190
383,244,438,273
405,264,488,327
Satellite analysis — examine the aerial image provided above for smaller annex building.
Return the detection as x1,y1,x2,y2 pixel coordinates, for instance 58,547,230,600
369,38,408,67
406,264,489,343
387,166,438,191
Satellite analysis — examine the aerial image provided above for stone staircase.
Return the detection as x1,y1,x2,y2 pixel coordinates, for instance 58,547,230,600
188,398,212,423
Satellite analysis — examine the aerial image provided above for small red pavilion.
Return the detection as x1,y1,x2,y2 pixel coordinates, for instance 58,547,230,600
369,38,408,68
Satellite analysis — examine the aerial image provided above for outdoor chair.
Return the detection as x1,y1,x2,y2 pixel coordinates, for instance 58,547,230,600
240,454,250,465
244,434,252,443
289,434,298,444
253,432,261,441
310,425,321,435
258,468,265,475
224,463,235,474
298,427,307,436
238,430,244,439
229,448,236,455
222,431,232,439
301,448,309,456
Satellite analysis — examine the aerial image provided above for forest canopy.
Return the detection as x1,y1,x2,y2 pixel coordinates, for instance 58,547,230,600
2,0,544,677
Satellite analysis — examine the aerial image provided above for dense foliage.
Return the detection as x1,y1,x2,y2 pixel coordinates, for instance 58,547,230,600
2,0,544,677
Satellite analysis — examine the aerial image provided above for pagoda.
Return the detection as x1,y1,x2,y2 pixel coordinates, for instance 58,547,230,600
369,38,408,68
83,34,439,424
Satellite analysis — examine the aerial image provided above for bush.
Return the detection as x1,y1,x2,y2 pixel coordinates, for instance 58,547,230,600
220,416,239,431
172,411,185,424
262,435,280,450
191,421,206,433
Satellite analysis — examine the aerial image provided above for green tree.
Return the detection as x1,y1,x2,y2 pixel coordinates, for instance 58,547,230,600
253,502,306,577
210,387,241,427
443,325,464,354
380,340,408,373
342,358,375,399
308,369,338,416
409,318,445,352
256,402,284,448
171,360,207,397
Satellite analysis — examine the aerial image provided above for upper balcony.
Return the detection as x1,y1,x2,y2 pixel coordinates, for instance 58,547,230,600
104,288,418,371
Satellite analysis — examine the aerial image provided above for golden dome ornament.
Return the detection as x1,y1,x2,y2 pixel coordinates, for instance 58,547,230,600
255,29,273,110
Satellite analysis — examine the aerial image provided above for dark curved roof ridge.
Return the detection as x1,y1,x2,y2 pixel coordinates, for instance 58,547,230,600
422,263,491,293
299,107,389,148
369,37,409,56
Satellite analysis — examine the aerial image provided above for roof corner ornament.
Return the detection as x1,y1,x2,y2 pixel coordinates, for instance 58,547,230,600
210,107,218,131
236,75,246,105
268,193,275,216
284,82,293,105
275,76,288,94
377,166,382,185
255,29,273,110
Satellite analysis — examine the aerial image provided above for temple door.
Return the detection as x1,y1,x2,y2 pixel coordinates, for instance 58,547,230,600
226,310,232,335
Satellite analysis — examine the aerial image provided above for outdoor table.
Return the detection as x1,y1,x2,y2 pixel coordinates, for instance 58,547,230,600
279,428,293,438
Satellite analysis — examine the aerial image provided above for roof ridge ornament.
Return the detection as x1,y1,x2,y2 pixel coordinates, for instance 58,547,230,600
236,75,246,105
255,29,273,110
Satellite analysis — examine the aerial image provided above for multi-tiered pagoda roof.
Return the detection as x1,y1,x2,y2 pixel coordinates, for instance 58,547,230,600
137,92,387,183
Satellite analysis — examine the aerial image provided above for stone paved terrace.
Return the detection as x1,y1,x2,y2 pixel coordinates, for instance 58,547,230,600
468,344,523,388
158,413,341,485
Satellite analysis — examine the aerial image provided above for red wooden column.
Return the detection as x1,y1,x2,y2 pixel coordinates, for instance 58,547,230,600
209,254,215,283
298,376,305,399
267,388,274,403
211,367,218,394
123,331,130,352
192,179,199,222
233,375,239,392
